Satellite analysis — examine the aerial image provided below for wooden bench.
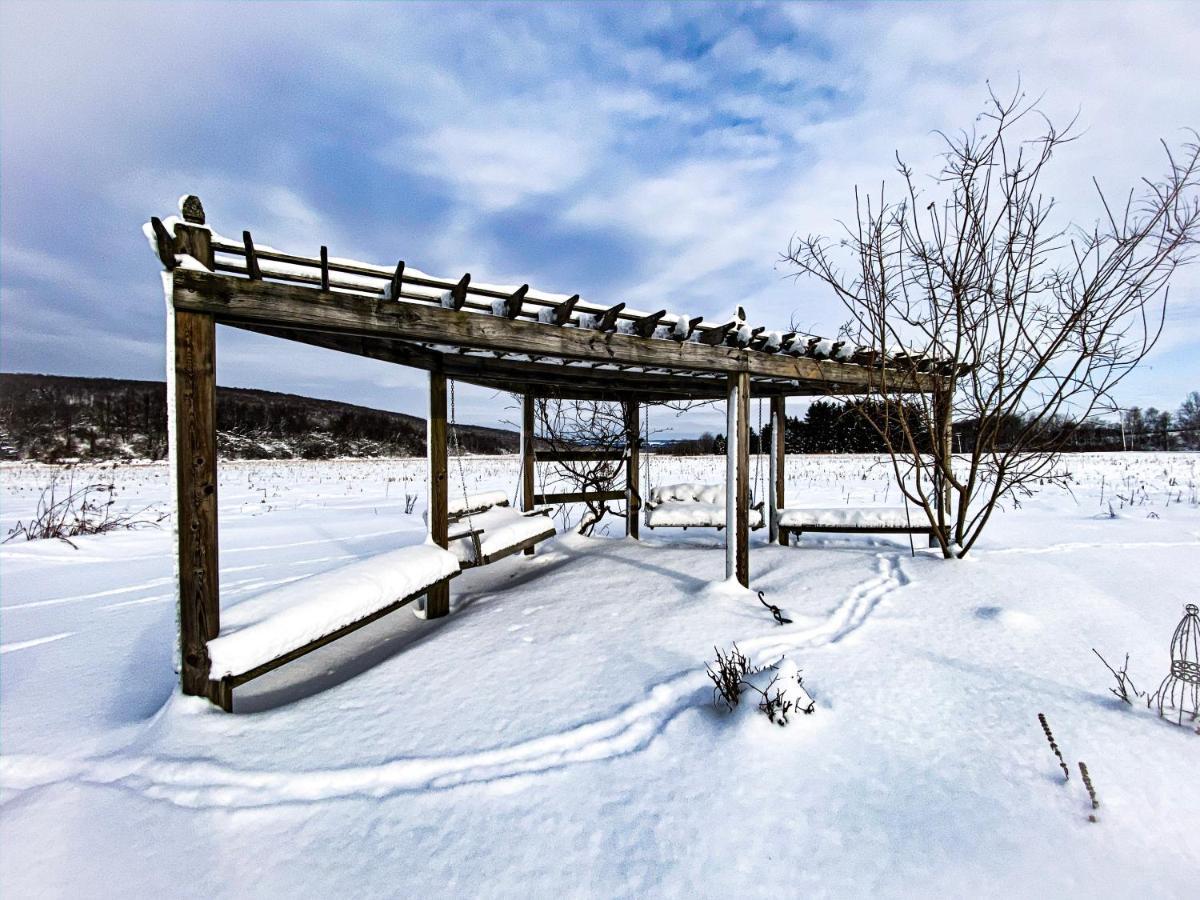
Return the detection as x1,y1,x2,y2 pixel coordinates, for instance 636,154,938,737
644,483,765,531
204,544,460,711
777,507,936,546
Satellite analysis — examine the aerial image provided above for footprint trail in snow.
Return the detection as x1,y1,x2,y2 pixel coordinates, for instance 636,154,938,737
0,553,909,809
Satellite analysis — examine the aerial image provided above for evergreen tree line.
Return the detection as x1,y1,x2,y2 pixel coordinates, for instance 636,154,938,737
665,392,1200,455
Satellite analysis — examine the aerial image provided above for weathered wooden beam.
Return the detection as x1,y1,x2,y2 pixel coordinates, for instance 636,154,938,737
425,366,450,619
626,399,640,540
673,316,703,342
740,326,766,348
503,284,529,319
521,393,535,555
539,448,627,462
450,273,471,311
172,270,938,392
150,217,177,270
728,371,750,586
552,294,580,326
173,310,219,697
699,321,736,346
633,310,667,339
770,395,786,545
596,302,626,333
534,490,625,505
242,231,261,280
390,261,405,300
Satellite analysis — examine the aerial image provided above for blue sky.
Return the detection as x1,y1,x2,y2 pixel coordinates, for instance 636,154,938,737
2,1,1198,437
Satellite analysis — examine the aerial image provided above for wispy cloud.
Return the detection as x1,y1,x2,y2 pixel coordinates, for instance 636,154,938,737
2,0,1197,429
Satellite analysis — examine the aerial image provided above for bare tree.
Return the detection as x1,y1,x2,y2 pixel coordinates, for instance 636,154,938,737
533,398,632,535
784,85,1200,557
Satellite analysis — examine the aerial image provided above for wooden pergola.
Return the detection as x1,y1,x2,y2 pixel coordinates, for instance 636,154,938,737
147,195,947,704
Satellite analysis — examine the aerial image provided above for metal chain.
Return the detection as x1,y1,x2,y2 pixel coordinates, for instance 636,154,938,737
753,396,763,505
448,380,481,561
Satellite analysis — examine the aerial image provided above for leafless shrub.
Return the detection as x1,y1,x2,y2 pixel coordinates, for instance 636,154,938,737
4,472,166,548
783,83,1200,558
403,491,418,515
706,647,815,725
533,398,630,535
1092,649,1149,707
706,643,753,711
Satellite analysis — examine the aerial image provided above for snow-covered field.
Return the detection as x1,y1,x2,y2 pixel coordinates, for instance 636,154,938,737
1,453,1198,898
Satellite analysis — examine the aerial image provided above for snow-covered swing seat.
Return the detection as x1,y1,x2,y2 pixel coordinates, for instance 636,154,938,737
439,384,558,568
643,483,765,531
444,490,558,567
775,507,936,545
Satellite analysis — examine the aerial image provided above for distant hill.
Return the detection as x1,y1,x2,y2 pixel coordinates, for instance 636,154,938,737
0,373,519,461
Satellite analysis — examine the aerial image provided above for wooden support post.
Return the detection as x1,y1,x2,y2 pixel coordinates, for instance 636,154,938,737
770,395,786,545
170,211,220,699
625,399,640,539
521,392,536,553
173,307,220,696
726,372,750,586
425,366,450,618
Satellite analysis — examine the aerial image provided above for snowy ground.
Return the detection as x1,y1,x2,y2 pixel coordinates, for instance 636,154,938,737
1,453,1198,898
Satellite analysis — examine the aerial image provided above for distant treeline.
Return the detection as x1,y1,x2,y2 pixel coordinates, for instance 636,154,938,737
0,374,519,461
665,393,1200,455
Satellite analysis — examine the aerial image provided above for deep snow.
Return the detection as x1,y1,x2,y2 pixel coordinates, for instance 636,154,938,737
1,453,1198,898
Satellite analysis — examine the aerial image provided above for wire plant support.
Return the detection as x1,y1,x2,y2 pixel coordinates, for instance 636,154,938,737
1156,603,1200,726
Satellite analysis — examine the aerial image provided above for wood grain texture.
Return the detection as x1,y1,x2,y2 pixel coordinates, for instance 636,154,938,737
173,309,220,696
521,393,536,554
625,399,640,540
171,269,935,393
733,372,750,587
771,395,786,546
426,367,450,618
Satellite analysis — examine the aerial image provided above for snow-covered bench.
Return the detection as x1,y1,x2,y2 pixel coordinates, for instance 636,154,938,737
776,507,935,545
205,544,460,710
443,490,557,566
644,483,765,531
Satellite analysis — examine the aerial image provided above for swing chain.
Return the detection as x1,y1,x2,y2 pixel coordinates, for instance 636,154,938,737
448,380,482,562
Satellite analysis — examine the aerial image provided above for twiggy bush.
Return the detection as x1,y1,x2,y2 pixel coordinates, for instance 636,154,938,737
705,647,815,726
4,472,165,548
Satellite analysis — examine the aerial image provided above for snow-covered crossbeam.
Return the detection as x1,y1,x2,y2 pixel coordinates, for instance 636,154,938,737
207,544,460,679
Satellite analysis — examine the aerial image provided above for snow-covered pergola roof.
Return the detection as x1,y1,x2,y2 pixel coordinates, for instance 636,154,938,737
147,197,945,402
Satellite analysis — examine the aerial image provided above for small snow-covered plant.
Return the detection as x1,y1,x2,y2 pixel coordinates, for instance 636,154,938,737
403,491,418,514
706,649,815,725
1037,713,1070,782
706,644,752,711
